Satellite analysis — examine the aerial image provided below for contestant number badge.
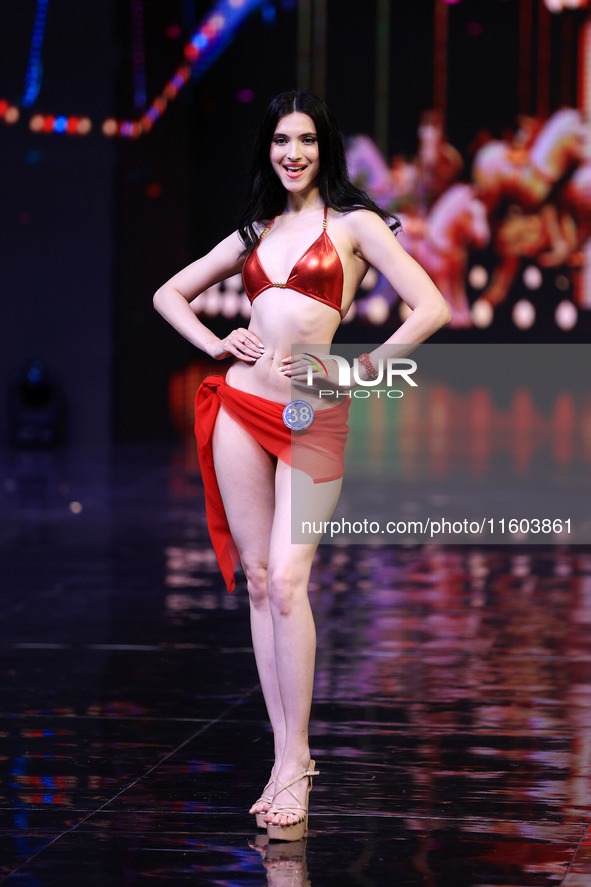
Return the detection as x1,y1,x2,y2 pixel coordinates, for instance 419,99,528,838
283,400,314,430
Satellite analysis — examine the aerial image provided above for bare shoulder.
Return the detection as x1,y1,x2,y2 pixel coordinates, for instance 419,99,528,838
334,208,399,257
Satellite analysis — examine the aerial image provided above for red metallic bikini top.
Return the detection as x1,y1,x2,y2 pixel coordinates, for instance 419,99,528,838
242,206,344,316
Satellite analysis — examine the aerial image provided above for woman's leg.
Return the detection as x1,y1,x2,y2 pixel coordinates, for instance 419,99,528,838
212,407,343,828
211,407,286,803
264,461,342,827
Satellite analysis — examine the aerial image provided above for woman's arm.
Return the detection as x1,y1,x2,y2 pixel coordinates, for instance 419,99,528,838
346,210,451,362
280,211,451,387
153,230,263,363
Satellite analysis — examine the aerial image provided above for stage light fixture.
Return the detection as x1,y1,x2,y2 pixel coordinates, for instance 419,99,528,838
8,359,66,447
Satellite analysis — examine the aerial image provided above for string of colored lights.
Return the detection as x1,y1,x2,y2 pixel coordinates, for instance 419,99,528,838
0,0,265,139
107,0,264,139
22,0,51,107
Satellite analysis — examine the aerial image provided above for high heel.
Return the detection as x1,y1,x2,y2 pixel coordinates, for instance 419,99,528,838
265,760,319,842
251,769,276,829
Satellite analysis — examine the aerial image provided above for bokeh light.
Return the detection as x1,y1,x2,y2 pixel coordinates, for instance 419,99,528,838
512,299,536,329
471,298,494,328
468,265,488,290
555,274,570,291
555,300,578,331
523,265,543,290
102,118,118,136
221,291,241,318
360,268,378,291
365,296,390,325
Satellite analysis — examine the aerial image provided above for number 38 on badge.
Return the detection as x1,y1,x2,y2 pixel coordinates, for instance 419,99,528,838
282,400,315,430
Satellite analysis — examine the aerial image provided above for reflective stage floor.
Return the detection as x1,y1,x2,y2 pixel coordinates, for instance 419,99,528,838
0,445,590,885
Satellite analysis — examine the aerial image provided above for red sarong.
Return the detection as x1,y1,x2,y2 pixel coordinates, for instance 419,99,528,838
194,375,349,593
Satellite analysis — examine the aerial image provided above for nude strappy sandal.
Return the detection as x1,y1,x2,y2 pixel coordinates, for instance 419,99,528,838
265,760,319,842
251,769,277,829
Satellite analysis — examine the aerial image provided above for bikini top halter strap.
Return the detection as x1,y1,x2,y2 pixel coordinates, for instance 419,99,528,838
259,205,328,241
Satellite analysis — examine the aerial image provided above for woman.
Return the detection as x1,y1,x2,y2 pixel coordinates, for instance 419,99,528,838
154,90,451,841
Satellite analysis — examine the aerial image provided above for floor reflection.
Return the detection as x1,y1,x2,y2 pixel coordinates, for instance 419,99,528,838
250,836,310,887
0,444,590,884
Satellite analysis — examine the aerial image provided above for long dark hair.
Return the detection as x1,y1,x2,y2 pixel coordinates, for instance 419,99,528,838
238,90,399,250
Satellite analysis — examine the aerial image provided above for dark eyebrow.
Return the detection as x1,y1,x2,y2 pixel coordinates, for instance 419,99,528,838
273,131,317,139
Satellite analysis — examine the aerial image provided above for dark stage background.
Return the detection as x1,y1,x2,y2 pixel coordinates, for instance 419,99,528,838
1,0,589,444
2,6,591,880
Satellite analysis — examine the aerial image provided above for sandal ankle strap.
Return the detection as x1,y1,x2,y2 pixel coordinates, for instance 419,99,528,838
271,765,319,809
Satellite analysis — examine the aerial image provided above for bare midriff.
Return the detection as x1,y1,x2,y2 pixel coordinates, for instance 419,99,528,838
225,287,341,407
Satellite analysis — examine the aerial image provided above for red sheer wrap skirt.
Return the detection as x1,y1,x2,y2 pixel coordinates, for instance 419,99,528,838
194,375,349,593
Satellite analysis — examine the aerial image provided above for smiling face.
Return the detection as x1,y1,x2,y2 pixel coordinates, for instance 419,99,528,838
269,111,320,196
